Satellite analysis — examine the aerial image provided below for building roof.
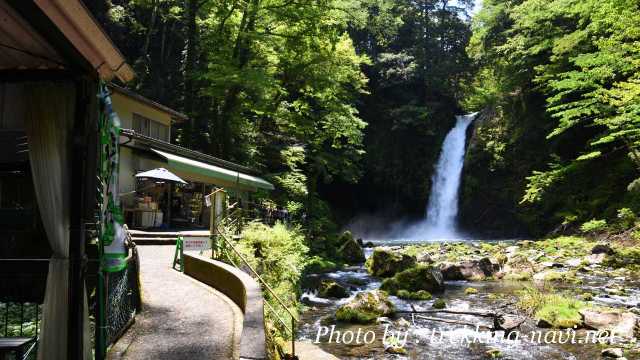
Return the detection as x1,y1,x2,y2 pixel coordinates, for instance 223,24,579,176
120,129,259,176
109,84,188,122
1,0,134,82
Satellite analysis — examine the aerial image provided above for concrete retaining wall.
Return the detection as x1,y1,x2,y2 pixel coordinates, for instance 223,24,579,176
183,253,266,360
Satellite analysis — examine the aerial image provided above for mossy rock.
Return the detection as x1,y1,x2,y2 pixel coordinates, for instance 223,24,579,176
335,290,395,324
503,271,532,281
604,246,640,269
396,289,432,300
534,296,586,329
579,292,594,301
486,348,502,358
305,257,340,274
318,280,349,299
337,231,365,264
533,270,582,284
380,265,444,295
432,298,446,309
464,287,479,295
367,248,416,277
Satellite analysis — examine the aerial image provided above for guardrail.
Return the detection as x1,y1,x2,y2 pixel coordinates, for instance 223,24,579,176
214,207,298,358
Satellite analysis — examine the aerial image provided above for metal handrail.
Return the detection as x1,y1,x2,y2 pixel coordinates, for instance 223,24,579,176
214,213,298,357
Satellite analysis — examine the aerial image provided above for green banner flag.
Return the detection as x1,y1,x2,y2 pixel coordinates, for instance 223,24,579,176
98,84,127,272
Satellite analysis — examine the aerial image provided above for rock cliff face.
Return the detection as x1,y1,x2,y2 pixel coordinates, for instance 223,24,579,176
458,93,553,238
459,90,640,238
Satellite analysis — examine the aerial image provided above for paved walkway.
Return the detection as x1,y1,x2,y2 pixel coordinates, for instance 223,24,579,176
108,245,242,360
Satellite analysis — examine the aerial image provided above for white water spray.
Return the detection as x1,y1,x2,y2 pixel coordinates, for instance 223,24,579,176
403,113,478,240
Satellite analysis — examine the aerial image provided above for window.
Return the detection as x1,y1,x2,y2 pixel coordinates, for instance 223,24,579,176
133,113,169,142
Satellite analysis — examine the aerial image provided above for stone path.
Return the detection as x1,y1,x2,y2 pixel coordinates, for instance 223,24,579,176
108,245,242,360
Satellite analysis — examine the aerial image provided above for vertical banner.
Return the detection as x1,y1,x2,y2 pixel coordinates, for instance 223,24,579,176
98,84,127,272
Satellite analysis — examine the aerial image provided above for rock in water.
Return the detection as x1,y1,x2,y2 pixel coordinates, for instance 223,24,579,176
416,252,433,264
601,348,624,358
440,257,498,281
337,231,365,264
367,248,416,277
584,253,606,264
317,280,349,299
380,265,445,294
591,243,615,255
494,314,526,334
335,290,395,324
579,309,638,339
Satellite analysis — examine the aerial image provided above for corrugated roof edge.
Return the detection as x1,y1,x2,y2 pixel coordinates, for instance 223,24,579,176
120,129,263,176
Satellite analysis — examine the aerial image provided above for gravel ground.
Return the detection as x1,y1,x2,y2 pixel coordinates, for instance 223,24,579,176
108,245,242,360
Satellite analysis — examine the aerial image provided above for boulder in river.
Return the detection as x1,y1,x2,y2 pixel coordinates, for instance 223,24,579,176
494,314,526,335
584,253,606,265
440,257,499,281
416,252,433,264
335,290,395,324
317,280,349,299
591,243,615,255
380,265,445,294
367,248,416,277
337,231,365,264
601,348,624,358
579,309,639,339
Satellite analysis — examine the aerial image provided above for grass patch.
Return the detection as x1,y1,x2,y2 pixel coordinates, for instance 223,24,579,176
532,236,594,260
516,286,587,328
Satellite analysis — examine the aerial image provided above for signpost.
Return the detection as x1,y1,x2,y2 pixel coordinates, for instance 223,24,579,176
206,189,227,259
173,235,212,272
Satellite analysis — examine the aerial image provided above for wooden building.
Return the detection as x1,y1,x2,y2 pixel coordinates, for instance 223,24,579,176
0,1,133,359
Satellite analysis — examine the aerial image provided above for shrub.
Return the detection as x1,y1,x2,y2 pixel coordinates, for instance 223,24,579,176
580,219,607,234
233,222,308,338
617,208,637,229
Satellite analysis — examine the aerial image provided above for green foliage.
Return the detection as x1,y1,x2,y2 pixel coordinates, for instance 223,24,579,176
233,222,308,338
580,219,607,234
616,208,637,229
304,256,341,274
464,0,640,235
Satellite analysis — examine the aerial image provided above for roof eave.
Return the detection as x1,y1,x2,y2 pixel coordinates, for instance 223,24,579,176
33,0,134,83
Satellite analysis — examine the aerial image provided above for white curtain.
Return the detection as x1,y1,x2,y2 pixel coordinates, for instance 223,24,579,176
25,83,91,360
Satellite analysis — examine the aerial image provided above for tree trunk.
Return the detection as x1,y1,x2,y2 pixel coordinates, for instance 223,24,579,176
184,0,198,147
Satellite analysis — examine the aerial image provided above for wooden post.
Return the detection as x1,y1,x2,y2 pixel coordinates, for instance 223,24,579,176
167,182,172,228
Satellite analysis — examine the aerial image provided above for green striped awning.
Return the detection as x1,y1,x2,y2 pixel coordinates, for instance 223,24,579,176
151,149,274,191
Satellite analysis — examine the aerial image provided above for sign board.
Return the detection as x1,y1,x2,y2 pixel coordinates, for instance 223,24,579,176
183,236,212,251
204,194,212,208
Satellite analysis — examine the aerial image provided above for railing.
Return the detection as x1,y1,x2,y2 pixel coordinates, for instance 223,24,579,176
1,302,41,338
103,252,141,346
213,210,298,358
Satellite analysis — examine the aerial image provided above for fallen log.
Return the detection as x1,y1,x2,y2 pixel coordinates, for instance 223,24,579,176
413,315,493,330
396,309,495,317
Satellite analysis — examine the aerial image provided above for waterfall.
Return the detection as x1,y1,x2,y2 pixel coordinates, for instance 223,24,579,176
404,113,478,240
